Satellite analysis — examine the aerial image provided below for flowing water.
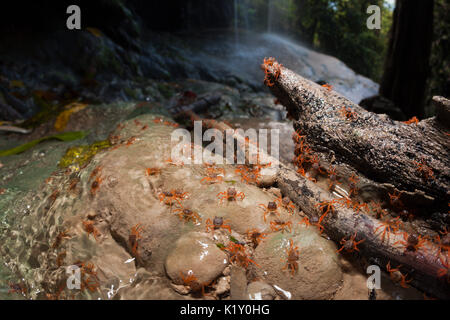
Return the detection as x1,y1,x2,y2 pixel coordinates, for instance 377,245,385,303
143,30,379,104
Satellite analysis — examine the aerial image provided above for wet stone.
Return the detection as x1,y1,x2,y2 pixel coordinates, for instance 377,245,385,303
252,225,343,300
246,281,277,300
165,232,229,285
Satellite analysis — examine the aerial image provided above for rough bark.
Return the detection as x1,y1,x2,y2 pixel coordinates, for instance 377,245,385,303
380,0,434,119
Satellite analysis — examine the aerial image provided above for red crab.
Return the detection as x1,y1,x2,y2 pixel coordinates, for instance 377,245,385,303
259,201,280,222
200,172,223,184
369,201,388,219
315,200,338,224
307,154,325,174
90,176,103,196
283,239,300,275
413,157,434,181
205,216,231,233
348,173,359,196
388,190,403,208
270,220,293,233
275,196,295,215
82,220,100,241
437,258,450,283
52,229,71,249
158,189,189,210
386,261,403,282
433,228,450,261
179,271,214,296
339,106,358,121
261,57,282,87
394,232,428,253
129,223,144,257
145,168,161,176
337,232,365,253
374,217,402,243
217,187,245,203
174,207,202,224
246,229,267,248
326,166,341,190
204,162,225,176
403,116,419,125
225,242,259,268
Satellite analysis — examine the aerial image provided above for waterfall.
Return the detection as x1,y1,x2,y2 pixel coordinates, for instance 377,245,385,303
267,0,273,33
234,0,239,47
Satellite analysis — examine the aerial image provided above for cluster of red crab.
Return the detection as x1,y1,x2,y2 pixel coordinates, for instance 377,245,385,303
290,128,449,286
292,129,340,189
36,223,103,299
160,157,301,277
261,57,282,87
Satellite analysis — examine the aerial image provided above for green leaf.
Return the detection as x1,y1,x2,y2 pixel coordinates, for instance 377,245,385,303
229,236,239,243
0,131,87,157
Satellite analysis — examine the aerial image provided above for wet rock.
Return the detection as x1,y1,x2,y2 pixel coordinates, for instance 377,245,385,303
252,225,343,300
246,281,276,300
213,276,231,296
229,266,247,300
170,283,190,295
165,232,228,285
115,275,190,300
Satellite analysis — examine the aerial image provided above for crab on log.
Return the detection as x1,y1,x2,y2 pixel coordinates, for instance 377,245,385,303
262,60,450,299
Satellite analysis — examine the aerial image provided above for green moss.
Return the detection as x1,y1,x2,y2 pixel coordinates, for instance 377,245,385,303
58,140,111,169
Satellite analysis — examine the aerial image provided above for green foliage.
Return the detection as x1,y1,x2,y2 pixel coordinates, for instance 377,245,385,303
294,0,392,81
240,0,393,82
0,131,87,157
428,0,450,112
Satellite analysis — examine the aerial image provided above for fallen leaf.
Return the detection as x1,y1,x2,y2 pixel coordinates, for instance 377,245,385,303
54,102,88,131
86,27,103,38
9,80,25,88
0,131,87,157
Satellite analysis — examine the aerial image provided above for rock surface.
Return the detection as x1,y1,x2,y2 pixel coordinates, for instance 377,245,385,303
165,232,229,285
252,225,343,300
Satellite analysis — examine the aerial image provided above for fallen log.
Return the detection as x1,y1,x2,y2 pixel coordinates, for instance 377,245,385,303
276,167,450,299
263,61,449,211
260,60,450,299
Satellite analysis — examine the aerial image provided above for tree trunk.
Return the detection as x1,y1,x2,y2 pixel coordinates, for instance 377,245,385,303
380,0,434,119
